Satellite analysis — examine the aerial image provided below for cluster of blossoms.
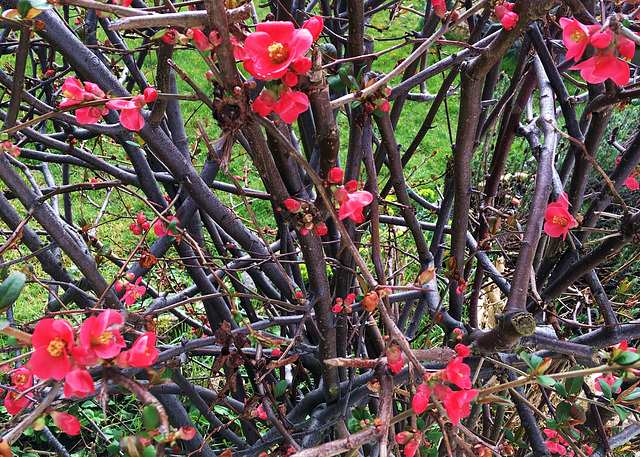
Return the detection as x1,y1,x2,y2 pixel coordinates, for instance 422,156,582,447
333,293,356,313
544,193,579,240
60,77,158,131
115,272,147,306
360,77,392,115
411,344,478,425
560,17,636,85
494,2,518,30
283,198,327,236
326,167,374,223
544,429,594,456
395,429,426,457
1,138,20,158
3,311,158,419
594,340,638,390
615,157,640,190
251,403,268,420
129,212,151,235
242,16,324,123
154,215,180,238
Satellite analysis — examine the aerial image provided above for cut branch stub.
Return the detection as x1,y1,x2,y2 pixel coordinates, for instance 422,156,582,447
469,311,536,353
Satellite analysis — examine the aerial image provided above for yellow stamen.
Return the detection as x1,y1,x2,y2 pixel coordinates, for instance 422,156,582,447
47,337,67,357
570,29,586,43
268,42,289,64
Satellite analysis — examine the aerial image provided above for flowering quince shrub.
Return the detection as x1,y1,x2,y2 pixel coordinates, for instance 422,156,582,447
5,0,640,456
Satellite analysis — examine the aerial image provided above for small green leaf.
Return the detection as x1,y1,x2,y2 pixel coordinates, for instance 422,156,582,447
598,378,612,400
555,401,571,423
530,354,544,369
142,446,156,457
168,220,179,233
416,418,426,430
352,100,362,108
536,375,555,386
565,373,584,395
614,404,628,422
125,140,140,148
503,427,515,442
615,351,640,365
554,382,568,398
0,272,26,309
623,18,631,27
274,379,287,398
347,75,360,90
29,0,52,10
347,417,359,433
142,405,159,430
327,75,345,92
611,377,624,395
17,0,30,17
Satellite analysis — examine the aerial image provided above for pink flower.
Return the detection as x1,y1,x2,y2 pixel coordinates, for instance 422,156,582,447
4,390,31,415
441,357,472,389
314,222,328,236
455,344,470,358
281,71,298,87
143,87,158,103
117,332,158,368
154,216,180,237
64,364,95,398
253,89,279,117
78,309,126,360
192,28,215,51
495,3,518,30
50,411,81,435
338,190,374,222
395,431,413,445
243,21,313,80
230,36,246,60
572,51,630,86
432,0,447,18
387,345,404,374
434,383,478,425
403,437,422,457
30,319,75,380
544,193,578,240
595,372,621,393
121,277,146,306
60,77,108,124
106,95,146,131
327,167,344,185
412,383,431,414
284,198,302,212
624,176,639,190
161,29,178,45
301,16,324,41
333,303,342,313
273,88,309,124
560,17,590,61
254,404,268,419
290,57,311,74
9,367,33,391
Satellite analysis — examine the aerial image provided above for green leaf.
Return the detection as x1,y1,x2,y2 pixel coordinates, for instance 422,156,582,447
545,419,557,430
611,377,624,395
327,75,345,92
503,427,515,442
356,66,366,84
0,272,25,309
554,382,568,398
169,220,179,233
614,404,629,422
347,417,359,433
568,426,580,440
530,354,543,369
142,405,159,430
615,351,640,365
142,446,156,457
619,387,640,403
338,64,354,78
352,100,362,108
17,0,30,17
416,418,426,430
536,375,555,386
274,379,287,398
125,140,140,148
347,75,360,91
519,352,531,368
555,401,571,424
564,373,584,395
598,378,612,400
29,0,52,10
623,18,631,27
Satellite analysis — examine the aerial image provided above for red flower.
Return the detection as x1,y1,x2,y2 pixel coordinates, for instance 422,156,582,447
106,95,146,131
338,190,374,222
192,28,215,51
432,0,447,18
434,383,478,425
327,167,344,185
403,434,423,457
9,366,33,391
60,77,109,124
121,277,146,306
4,390,31,415
544,193,578,240
314,222,328,236
117,332,158,368
78,309,126,360
395,431,413,445
441,356,472,389
284,198,302,212
301,15,324,41
560,17,590,61
143,87,158,103
230,36,246,60
51,411,81,435
154,216,180,237
624,176,639,190
175,426,196,441
273,88,309,124
332,303,342,313
243,21,313,80
254,404,268,419
289,57,311,74
64,364,95,398
253,89,279,117
161,29,178,44
595,372,620,393
412,383,431,414
454,344,470,358
494,2,518,30
30,319,75,380
572,51,630,86
387,345,404,374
